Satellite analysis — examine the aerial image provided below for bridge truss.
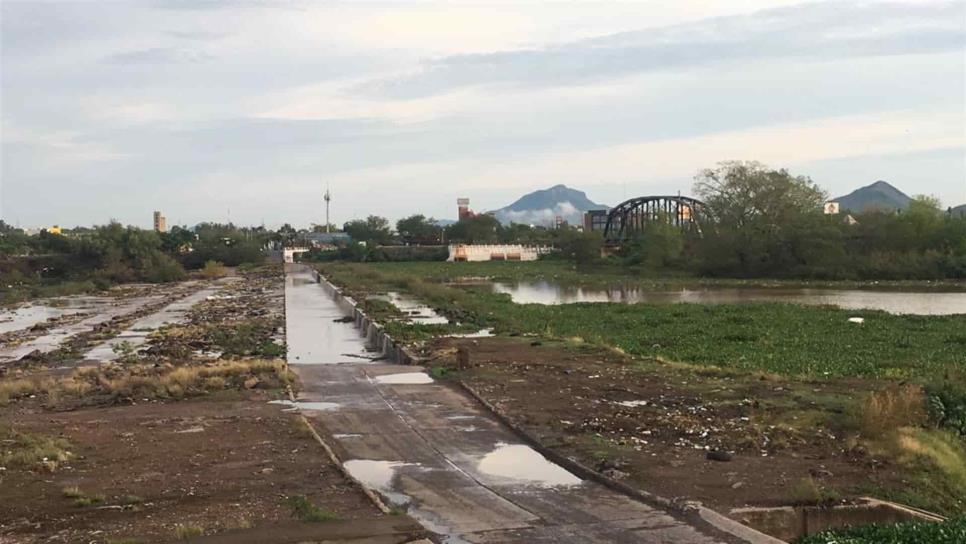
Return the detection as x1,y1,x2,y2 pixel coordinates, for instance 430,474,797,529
602,195,706,245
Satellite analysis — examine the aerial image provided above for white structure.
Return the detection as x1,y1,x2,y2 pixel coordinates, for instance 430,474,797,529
283,246,310,263
824,202,840,214
447,244,552,262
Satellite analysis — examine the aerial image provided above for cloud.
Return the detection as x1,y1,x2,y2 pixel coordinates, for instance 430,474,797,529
357,1,966,98
104,47,212,65
164,29,228,41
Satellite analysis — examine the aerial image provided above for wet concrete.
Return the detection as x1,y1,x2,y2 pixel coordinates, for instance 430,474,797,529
383,292,449,325
83,280,233,362
488,281,966,315
285,266,375,364
0,296,111,335
283,264,740,543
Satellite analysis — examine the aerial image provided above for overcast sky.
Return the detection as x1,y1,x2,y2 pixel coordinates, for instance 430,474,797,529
2,0,964,229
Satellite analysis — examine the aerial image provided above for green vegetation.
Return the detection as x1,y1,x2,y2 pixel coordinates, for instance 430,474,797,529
797,516,966,544
286,495,339,522
0,426,72,471
0,220,271,304
317,262,966,380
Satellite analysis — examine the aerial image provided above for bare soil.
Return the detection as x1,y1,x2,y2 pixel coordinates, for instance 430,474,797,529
0,395,423,543
425,336,907,514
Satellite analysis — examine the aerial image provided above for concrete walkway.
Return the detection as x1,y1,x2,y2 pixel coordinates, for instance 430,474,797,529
284,264,747,543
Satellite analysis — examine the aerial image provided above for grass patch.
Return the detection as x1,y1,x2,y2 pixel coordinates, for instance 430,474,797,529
73,493,105,507
0,425,72,471
286,495,339,522
173,524,204,540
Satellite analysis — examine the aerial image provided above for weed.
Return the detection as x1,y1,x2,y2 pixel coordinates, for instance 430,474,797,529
119,494,143,505
798,516,966,544
201,260,228,279
429,365,451,379
173,524,204,540
62,486,84,498
286,495,339,522
788,477,839,506
856,384,926,438
0,426,72,471
291,417,315,439
73,493,105,507
111,341,139,364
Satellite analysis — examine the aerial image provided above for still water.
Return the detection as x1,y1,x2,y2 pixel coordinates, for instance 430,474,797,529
489,281,966,315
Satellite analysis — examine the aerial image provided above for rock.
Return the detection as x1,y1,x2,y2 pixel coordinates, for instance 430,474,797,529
19,349,44,362
602,468,629,480
706,450,733,462
243,377,259,389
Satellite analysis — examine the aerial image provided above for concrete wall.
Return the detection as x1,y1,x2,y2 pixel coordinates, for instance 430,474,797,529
447,244,551,262
283,247,310,263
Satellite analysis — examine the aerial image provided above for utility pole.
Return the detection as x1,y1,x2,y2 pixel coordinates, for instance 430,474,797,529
323,184,331,234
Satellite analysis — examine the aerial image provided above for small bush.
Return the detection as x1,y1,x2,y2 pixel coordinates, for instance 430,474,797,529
926,381,966,437
0,426,72,471
857,384,926,438
286,495,339,522
201,260,228,279
62,486,85,498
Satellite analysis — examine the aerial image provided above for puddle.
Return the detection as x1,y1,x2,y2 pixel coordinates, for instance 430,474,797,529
478,443,582,487
615,400,649,407
269,400,340,411
446,328,495,338
84,286,224,362
381,292,449,325
343,459,414,505
373,372,434,385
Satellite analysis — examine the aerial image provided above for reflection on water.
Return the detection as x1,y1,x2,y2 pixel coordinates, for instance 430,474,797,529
490,281,966,315
477,442,582,487
372,372,434,385
285,265,374,364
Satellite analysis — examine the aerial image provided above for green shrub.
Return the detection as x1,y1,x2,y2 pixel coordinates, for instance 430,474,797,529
286,495,339,522
796,516,966,544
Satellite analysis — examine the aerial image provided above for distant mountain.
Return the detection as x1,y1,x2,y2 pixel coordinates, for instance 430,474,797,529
832,180,912,213
433,219,457,227
492,184,607,225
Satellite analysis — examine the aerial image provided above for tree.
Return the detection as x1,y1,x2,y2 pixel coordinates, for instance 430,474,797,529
396,215,441,244
693,161,830,276
445,215,502,244
343,215,393,245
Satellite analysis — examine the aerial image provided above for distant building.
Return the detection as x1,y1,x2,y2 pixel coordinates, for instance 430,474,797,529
457,198,475,221
302,232,352,247
583,209,609,232
153,211,167,232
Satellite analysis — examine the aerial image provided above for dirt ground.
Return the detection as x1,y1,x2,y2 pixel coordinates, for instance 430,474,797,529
0,266,427,544
0,395,425,543
424,336,907,514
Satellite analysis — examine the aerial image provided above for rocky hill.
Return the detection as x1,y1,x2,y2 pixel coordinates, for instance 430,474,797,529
832,180,911,213
492,184,606,225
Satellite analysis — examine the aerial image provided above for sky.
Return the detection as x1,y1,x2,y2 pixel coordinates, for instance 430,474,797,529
2,0,964,230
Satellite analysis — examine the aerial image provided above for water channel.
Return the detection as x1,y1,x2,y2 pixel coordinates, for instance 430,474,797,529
485,281,966,315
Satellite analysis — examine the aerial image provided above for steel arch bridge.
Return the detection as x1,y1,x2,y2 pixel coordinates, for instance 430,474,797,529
602,195,706,245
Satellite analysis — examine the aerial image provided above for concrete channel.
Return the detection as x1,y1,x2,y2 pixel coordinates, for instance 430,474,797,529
283,264,780,544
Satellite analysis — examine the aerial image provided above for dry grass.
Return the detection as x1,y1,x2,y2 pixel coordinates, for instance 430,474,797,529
857,384,926,438
2,359,295,408
200,260,229,279
173,524,204,540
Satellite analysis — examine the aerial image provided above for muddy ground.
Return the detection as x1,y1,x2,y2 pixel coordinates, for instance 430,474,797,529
422,336,907,515
0,397,424,543
0,266,426,544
